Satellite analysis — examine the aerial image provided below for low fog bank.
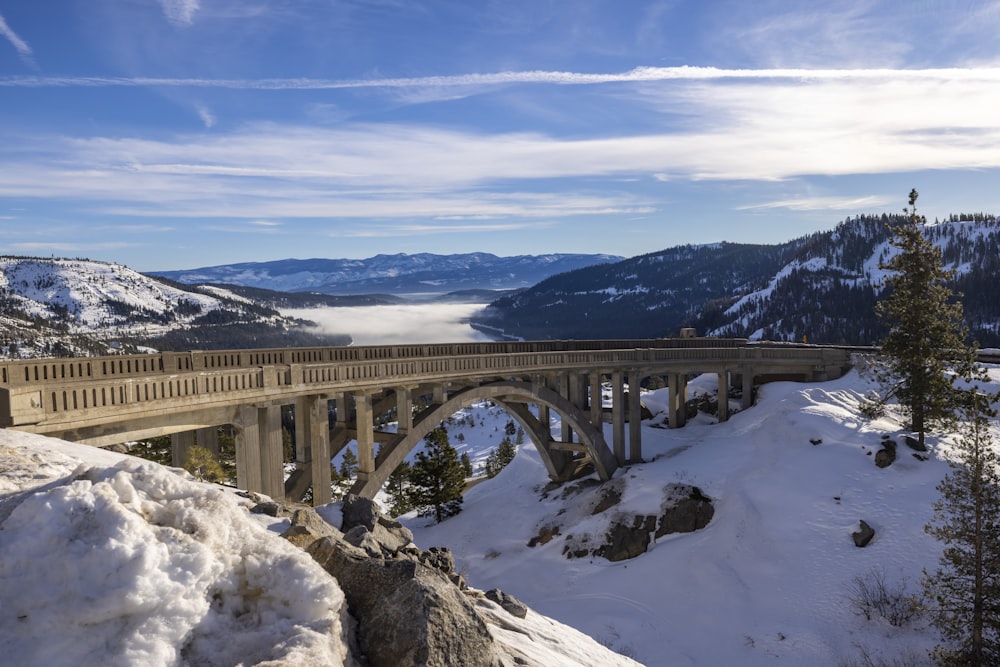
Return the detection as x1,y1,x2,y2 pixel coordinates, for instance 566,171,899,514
282,303,493,345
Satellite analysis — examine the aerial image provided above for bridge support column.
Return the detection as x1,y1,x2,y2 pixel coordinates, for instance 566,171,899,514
741,367,754,410
612,371,626,465
589,373,603,427
233,405,263,495
354,391,376,486
668,374,688,428
170,430,195,467
533,375,551,441
396,387,413,435
628,371,645,463
717,371,730,422
258,405,285,501
197,427,219,456
305,395,332,506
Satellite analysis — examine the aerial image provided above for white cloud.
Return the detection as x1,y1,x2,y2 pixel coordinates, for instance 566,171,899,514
0,14,33,63
159,0,200,26
196,105,216,128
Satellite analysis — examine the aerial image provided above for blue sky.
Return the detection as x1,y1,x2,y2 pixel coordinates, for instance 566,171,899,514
3,1,1000,271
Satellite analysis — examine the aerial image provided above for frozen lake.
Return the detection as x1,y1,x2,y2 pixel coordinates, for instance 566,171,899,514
280,303,494,346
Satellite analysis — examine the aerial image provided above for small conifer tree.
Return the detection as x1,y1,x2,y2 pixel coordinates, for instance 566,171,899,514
339,447,358,479
184,445,225,483
460,452,473,478
410,425,464,523
385,461,414,517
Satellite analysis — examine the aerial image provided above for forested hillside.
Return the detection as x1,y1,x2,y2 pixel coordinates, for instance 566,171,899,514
474,214,1000,346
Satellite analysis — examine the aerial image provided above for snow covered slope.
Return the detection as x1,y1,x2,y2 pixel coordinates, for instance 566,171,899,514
402,366,1000,666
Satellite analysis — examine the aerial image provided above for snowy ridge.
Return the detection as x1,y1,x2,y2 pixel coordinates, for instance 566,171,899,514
0,257,222,333
152,252,623,296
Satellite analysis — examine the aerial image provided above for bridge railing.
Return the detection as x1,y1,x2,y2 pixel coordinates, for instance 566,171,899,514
0,340,850,430
0,339,751,389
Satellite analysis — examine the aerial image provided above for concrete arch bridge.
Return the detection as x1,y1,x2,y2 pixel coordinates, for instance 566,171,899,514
0,339,853,504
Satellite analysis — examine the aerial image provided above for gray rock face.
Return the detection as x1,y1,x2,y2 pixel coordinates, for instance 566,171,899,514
341,493,414,555
596,516,653,562
308,538,500,667
853,520,876,547
485,589,528,619
280,507,347,550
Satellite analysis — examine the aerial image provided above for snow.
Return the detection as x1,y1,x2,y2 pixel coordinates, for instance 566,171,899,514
401,365,1000,666
0,430,353,667
4,364,998,665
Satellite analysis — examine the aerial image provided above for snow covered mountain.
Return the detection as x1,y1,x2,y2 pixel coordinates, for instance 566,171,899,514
152,253,623,296
474,215,1000,346
0,257,347,358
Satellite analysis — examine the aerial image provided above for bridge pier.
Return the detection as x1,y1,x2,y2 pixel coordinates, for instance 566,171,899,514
170,430,195,467
717,371,730,422
628,370,645,463
611,371,626,465
668,373,688,428
197,426,220,455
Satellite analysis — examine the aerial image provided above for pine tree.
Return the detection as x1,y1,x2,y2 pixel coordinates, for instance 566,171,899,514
385,461,414,518
410,426,465,523
460,452,473,478
484,449,500,478
339,447,358,479
923,390,1000,665
497,436,516,468
184,445,224,483
864,189,981,447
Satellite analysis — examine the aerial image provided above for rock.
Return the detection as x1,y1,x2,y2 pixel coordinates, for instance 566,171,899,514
853,520,876,547
340,492,413,555
656,485,715,538
903,435,927,452
307,537,499,667
485,589,528,619
591,480,624,515
344,525,385,559
875,445,896,468
422,546,456,575
527,524,560,547
249,501,283,517
595,517,650,562
341,493,380,532
280,507,344,550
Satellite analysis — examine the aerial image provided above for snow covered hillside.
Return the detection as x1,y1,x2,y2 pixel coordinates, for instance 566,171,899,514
401,365,1000,666
0,257,334,358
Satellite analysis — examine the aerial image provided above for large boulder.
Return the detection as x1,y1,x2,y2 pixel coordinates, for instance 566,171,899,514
853,520,876,547
307,537,500,667
280,507,346,550
656,484,715,538
485,589,528,619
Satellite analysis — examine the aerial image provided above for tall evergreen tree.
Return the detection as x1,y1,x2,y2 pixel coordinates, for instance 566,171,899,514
410,426,465,523
864,189,981,447
923,391,1000,665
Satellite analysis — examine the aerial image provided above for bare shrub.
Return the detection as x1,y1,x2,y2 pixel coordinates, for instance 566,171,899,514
850,566,922,627
839,644,928,667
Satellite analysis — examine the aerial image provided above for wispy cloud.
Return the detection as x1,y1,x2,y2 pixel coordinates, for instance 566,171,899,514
4,66,1000,89
0,13,33,65
736,195,893,212
159,0,201,27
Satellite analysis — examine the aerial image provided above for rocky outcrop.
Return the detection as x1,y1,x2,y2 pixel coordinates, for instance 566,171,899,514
485,589,528,619
280,499,502,667
308,537,499,667
563,482,715,562
656,484,715,537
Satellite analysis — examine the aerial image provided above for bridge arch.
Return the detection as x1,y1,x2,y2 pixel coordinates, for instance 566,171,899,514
349,380,618,499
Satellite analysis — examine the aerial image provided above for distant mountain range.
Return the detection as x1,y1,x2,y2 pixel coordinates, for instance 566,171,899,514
472,214,1000,347
151,253,623,297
